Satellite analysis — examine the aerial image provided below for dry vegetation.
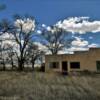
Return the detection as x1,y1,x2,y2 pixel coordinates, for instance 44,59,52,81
0,72,100,100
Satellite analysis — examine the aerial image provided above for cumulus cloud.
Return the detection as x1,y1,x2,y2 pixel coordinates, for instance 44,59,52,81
69,36,99,52
42,24,46,28
68,47,89,52
34,42,48,51
37,30,42,34
71,37,88,47
46,26,52,31
88,43,99,48
68,43,99,52
56,17,100,34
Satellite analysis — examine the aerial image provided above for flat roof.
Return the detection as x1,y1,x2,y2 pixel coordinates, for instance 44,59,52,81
45,47,100,56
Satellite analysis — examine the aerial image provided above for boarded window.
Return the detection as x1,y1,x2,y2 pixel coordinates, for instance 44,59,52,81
49,62,59,68
70,62,80,69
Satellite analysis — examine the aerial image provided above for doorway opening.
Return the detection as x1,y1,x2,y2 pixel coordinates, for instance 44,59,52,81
62,61,68,74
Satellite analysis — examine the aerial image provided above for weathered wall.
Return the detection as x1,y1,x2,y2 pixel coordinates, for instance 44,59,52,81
45,48,100,72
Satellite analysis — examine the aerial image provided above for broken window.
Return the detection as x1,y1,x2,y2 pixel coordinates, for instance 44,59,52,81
49,62,59,68
70,62,80,69
96,61,100,71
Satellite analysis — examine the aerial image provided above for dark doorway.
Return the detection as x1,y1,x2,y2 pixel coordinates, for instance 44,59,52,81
62,61,68,75
96,61,100,71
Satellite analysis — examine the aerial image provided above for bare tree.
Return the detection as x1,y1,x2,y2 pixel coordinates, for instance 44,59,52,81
0,16,36,71
0,45,6,70
10,16,36,71
0,19,16,70
0,40,8,71
26,43,45,70
41,26,73,54
6,44,16,70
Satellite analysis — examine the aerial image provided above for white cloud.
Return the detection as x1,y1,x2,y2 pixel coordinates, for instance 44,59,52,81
58,48,74,54
34,42,48,51
88,43,99,48
42,24,46,28
71,37,88,47
37,30,42,34
56,17,100,34
33,41,99,54
68,47,89,52
46,26,52,31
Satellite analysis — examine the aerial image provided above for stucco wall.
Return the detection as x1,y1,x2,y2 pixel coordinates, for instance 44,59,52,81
45,48,100,72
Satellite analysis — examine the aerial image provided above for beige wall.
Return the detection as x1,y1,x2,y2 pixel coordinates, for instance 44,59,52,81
45,48,100,72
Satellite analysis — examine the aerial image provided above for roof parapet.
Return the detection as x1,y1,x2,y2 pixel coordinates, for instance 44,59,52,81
74,50,88,54
89,47,100,51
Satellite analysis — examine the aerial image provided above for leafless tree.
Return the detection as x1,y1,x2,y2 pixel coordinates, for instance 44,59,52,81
0,20,15,70
10,16,36,71
0,16,36,71
41,26,73,54
6,44,16,70
0,31,5,70
26,43,45,70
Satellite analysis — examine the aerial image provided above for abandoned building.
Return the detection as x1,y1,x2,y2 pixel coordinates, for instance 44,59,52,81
45,48,100,73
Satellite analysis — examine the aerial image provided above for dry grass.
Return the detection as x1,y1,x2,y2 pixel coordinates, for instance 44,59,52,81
0,72,100,100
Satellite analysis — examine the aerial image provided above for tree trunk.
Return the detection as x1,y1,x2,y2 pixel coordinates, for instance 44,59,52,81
2,59,6,71
31,57,35,71
11,57,14,70
32,61,35,71
18,58,24,71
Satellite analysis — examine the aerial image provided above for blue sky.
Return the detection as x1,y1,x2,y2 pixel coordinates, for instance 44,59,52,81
0,0,100,25
0,0,100,49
